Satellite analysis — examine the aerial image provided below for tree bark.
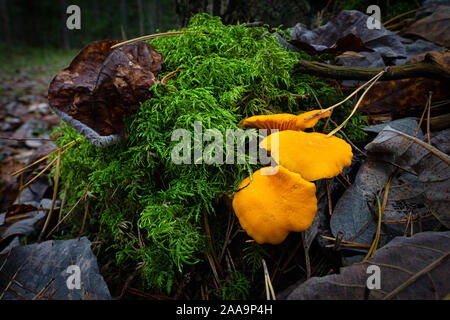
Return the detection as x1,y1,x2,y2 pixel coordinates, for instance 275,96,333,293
121,0,128,38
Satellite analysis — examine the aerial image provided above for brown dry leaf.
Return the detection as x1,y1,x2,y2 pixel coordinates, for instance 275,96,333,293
365,126,450,228
359,51,450,117
286,231,450,300
48,40,164,147
0,156,22,212
404,6,450,48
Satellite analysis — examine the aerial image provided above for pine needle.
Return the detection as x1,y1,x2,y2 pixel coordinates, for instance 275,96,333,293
326,70,385,137
111,31,208,49
304,69,386,121
262,259,276,300
39,148,62,241
12,138,80,177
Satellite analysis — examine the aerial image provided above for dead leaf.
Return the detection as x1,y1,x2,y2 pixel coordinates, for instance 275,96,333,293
290,10,405,59
286,231,450,299
0,156,22,212
365,125,450,228
48,40,164,147
404,5,450,48
359,51,450,117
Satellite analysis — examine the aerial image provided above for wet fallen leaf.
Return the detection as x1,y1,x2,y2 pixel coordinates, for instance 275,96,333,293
331,119,441,245
48,40,163,147
286,231,450,299
366,125,450,228
404,5,450,47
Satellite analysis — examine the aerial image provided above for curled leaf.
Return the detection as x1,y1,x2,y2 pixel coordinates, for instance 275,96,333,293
48,40,163,147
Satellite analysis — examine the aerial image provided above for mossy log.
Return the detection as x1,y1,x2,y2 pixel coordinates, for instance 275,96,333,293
294,53,450,83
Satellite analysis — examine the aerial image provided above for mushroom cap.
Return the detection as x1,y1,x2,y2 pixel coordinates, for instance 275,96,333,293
241,110,330,131
261,131,353,181
232,166,317,245
240,110,330,132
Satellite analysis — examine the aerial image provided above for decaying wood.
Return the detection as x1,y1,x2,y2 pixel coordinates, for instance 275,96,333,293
294,53,450,83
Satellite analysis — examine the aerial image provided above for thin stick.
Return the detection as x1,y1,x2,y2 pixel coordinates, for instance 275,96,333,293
326,180,333,216
161,69,182,85
304,70,385,121
111,31,206,49
78,197,90,240
262,259,276,300
426,92,432,145
58,186,67,223
403,211,413,236
39,149,61,241
415,93,432,137
385,128,450,165
12,138,80,177
326,70,385,137
0,250,34,300
31,277,54,300
45,183,92,239
19,142,77,191
363,175,392,262
321,236,371,249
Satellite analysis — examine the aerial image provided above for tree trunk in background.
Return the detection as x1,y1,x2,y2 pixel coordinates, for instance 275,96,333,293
212,0,221,17
0,0,11,43
121,0,128,37
174,0,325,28
147,0,157,33
137,0,144,35
60,0,70,49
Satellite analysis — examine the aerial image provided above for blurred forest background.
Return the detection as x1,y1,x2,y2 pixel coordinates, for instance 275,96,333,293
0,0,417,50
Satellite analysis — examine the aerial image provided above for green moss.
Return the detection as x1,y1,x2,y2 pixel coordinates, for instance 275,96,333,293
52,14,363,295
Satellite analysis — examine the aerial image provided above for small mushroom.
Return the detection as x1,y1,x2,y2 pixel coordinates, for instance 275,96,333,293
261,130,353,181
240,109,330,132
232,166,317,244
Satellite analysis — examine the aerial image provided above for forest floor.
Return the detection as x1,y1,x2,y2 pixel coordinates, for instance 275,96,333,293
0,47,76,212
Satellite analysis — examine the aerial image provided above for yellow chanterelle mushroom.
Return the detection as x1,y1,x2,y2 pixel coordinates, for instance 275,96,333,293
260,130,353,181
240,109,331,132
232,166,317,245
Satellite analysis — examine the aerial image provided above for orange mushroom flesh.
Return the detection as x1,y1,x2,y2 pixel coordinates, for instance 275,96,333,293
232,166,317,245
240,109,330,132
261,130,353,181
